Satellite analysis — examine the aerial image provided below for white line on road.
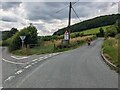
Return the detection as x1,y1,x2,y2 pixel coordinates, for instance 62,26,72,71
32,59,38,62
15,69,24,75
11,56,29,60
24,65,32,69
4,76,15,83
2,58,25,65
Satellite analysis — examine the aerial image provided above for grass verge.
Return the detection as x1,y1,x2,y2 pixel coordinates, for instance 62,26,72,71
102,36,120,73
12,35,97,56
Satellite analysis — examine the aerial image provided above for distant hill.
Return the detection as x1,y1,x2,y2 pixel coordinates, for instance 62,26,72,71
53,14,120,35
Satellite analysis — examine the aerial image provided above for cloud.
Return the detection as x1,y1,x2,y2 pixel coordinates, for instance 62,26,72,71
1,2,21,10
0,2,118,36
22,2,114,22
2,16,17,22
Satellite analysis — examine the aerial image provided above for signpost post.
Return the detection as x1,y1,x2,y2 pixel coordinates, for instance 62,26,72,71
20,36,26,49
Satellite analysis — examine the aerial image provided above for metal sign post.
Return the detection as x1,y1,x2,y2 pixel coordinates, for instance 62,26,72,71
20,36,26,49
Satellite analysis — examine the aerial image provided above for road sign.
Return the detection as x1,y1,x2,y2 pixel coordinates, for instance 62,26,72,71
20,36,26,41
20,36,26,49
64,30,69,40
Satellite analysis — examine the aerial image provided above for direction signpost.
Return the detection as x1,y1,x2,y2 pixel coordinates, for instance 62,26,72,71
20,36,26,49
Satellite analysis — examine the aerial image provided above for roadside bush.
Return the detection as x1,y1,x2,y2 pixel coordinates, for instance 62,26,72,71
2,37,13,46
80,32,84,37
9,32,21,51
96,27,104,37
105,25,117,37
9,24,38,51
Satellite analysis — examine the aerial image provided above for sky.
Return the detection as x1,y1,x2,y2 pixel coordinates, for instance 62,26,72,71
0,1,119,36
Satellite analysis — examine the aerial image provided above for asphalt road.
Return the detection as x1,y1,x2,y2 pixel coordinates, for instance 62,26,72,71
3,38,118,88
2,47,60,83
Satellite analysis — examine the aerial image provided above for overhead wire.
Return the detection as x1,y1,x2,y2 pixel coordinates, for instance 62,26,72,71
71,6,81,22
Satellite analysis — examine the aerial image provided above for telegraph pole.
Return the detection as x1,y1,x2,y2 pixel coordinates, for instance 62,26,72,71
63,2,72,45
68,2,72,43
68,2,72,27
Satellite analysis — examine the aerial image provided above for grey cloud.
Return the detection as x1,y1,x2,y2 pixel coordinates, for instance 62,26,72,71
1,2,21,10
1,16,18,22
23,2,111,22
34,23,45,30
118,2,120,14
23,2,74,21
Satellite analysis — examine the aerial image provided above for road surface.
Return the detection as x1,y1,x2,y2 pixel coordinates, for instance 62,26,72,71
3,38,118,88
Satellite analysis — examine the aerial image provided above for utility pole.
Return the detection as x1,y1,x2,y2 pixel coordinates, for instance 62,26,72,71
68,2,72,43
63,2,72,45
68,2,72,27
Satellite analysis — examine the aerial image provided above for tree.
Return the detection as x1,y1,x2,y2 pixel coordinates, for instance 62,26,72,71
115,19,120,33
20,24,38,48
96,27,104,37
2,28,18,40
53,14,120,35
9,24,38,51
10,28,18,35
105,25,117,37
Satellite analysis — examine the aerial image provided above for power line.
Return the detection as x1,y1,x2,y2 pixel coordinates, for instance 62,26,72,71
55,4,69,14
55,1,78,14
71,6,81,22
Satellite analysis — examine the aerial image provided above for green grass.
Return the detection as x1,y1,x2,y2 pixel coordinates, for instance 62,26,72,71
12,35,97,56
81,25,111,35
69,25,111,38
12,44,55,56
12,42,85,56
102,38,118,66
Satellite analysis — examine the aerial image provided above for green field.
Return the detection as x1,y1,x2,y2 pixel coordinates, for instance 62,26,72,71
81,25,110,35
69,25,111,38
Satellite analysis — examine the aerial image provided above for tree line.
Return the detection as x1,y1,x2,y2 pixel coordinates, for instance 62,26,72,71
53,14,120,35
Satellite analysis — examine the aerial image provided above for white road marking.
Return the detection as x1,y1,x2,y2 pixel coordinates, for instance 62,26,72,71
2,58,25,65
15,69,24,75
24,65,32,69
2,58,34,65
38,58,43,61
49,54,52,56
3,52,62,85
11,56,29,60
4,76,15,82
32,59,38,62
31,62,35,65
43,56,48,59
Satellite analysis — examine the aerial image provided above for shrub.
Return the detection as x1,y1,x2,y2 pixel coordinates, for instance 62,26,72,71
9,24,38,51
105,25,117,37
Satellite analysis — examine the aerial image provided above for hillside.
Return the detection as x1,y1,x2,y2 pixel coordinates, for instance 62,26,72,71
53,14,120,35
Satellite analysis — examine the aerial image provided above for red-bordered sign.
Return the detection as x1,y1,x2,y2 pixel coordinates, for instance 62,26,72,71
64,30,69,40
